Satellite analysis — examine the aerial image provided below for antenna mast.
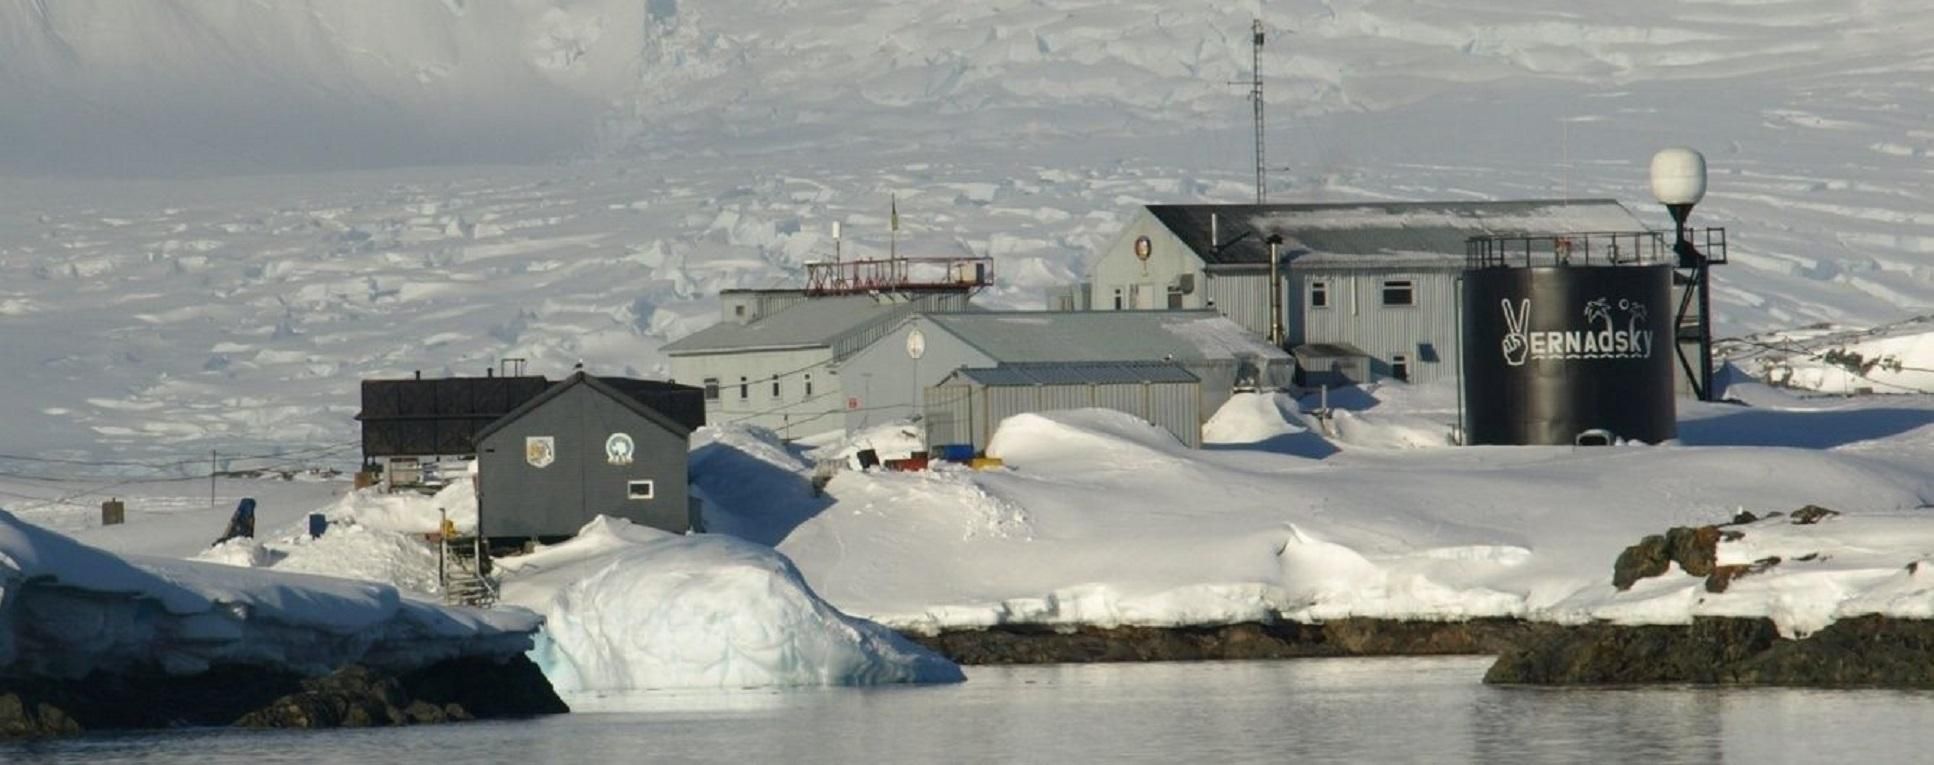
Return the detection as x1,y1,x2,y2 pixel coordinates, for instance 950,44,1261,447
1249,19,1266,204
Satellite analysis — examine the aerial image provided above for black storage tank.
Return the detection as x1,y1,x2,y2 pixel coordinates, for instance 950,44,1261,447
1461,263,1676,445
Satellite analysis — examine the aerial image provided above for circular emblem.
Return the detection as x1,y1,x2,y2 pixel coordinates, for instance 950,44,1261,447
1134,235,1152,261
605,433,635,466
906,328,927,360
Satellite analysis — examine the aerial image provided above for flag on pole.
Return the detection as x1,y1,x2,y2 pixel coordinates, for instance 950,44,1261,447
890,194,899,232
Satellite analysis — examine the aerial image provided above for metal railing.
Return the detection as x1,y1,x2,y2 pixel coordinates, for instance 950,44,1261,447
1466,228,1727,269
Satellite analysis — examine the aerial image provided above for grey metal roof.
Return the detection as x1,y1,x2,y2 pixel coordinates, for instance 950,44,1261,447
945,361,1200,387
663,294,960,357
920,310,1291,364
1293,342,1370,360
1144,199,1648,268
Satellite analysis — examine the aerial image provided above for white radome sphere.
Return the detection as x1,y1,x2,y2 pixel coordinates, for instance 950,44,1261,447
1650,147,1707,206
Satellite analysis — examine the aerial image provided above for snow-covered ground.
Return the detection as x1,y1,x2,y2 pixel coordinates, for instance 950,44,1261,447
10,0,1934,702
0,508,536,680
6,0,1934,464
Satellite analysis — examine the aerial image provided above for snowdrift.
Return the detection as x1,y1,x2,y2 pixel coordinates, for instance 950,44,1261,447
499,517,963,693
0,510,538,679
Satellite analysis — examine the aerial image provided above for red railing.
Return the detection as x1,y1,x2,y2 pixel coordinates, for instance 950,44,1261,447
804,257,994,296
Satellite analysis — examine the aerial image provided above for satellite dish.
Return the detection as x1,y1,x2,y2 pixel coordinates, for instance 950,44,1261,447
1649,147,1707,207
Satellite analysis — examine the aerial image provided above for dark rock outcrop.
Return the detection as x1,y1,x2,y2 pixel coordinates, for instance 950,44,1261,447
0,655,564,739
0,691,81,739
907,618,1535,665
1486,615,1934,688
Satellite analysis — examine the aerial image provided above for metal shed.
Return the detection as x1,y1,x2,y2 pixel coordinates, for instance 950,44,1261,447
924,362,1202,450
474,372,701,541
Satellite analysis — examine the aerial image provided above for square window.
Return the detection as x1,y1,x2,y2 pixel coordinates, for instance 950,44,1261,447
627,480,655,500
702,377,720,400
734,304,746,317
1381,279,1415,307
1391,353,1411,382
1310,281,1330,309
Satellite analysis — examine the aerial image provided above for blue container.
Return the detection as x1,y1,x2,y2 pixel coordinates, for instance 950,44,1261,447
935,444,976,462
307,512,329,539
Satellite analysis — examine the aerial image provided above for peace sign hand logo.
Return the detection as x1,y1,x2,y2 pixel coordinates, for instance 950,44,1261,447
1500,299,1530,367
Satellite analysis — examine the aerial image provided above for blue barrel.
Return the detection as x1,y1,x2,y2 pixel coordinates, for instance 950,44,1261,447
307,512,328,538
935,444,976,462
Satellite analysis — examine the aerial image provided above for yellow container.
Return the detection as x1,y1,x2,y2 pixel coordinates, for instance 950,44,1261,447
969,457,1005,470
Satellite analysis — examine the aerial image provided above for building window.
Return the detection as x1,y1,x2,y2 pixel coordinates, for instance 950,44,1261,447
1391,353,1410,382
627,480,655,500
805,373,813,397
1381,279,1415,307
771,376,781,398
734,304,746,317
1310,281,1330,309
702,377,720,401
739,376,748,400
1113,288,1124,310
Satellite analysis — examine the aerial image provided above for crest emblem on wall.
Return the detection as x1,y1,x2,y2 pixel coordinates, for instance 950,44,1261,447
1133,235,1152,261
605,433,635,466
525,436,556,468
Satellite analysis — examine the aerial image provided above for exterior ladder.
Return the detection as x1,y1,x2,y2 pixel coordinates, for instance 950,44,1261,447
438,533,499,608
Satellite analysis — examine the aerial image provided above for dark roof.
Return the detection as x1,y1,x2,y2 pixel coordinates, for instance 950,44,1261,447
356,375,553,457
599,377,707,432
944,361,1200,387
475,373,700,443
1144,199,1646,268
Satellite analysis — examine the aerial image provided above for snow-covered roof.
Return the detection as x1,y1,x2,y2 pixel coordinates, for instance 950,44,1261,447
944,361,1201,387
662,294,969,358
921,311,1290,364
1143,199,1649,269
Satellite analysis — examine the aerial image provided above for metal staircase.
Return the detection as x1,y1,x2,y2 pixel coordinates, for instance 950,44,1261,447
439,534,498,608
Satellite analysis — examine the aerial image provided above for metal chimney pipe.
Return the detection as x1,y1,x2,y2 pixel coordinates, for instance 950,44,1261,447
1266,234,1285,346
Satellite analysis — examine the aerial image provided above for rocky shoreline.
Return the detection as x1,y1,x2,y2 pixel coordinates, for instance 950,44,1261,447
0,655,566,739
906,613,1934,689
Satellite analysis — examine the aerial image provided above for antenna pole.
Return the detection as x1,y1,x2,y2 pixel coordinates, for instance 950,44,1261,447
1251,19,1266,204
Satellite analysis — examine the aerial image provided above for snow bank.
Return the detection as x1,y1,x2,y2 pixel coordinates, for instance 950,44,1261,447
325,479,477,535
985,409,1188,467
1203,392,1307,444
499,517,962,693
0,510,537,679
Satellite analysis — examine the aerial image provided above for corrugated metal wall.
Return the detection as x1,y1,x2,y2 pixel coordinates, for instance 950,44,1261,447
923,380,1203,450
1290,268,1463,384
1203,271,1271,339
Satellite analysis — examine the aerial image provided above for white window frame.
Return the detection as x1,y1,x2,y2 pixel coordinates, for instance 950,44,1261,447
1390,353,1411,382
1380,279,1416,307
1310,280,1330,309
702,377,720,401
627,480,655,500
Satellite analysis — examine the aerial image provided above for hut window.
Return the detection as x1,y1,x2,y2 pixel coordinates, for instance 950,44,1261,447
1113,288,1124,310
1310,281,1330,309
805,373,813,397
1381,279,1415,307
771,376,781,398
1390,353,1410,382
739,377,749,400
627,480,655,500
702,377,720,400
734,304,746,317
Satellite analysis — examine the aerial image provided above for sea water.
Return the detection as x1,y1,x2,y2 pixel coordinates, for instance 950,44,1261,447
11,657,1934,764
